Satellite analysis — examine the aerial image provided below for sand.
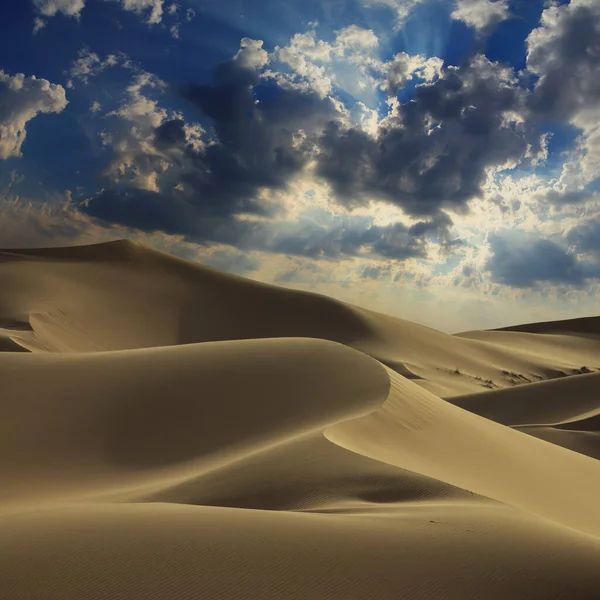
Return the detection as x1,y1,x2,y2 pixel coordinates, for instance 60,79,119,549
1,239,600,599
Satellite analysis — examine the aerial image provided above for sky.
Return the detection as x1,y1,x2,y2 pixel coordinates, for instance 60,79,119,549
1,0,600,332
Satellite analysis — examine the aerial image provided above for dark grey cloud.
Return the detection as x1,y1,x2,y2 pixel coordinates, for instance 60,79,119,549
176,49,339,216
567,219,600,258
82,42,531,272
81,33,459,266
271,220,429,261
80,187,451,263
545,187,599,206
269,211,456,261
527,2,600,121
80,188,199,236
89,38,340,230
100,46,540,243
154,118,187,150
486,232,585,288
316,55,536,217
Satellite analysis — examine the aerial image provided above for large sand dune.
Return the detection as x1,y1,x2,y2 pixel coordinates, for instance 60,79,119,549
1,240,600,599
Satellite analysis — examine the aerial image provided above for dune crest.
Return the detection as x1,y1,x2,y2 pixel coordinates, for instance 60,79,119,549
2,240,600,599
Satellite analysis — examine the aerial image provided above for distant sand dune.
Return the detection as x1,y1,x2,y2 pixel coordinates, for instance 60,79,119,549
494,315,600,336
1,240,600,599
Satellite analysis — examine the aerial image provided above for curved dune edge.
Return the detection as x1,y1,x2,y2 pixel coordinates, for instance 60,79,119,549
447,372,600,460
449,372,600,427
2,240,600,598
325,368,600,538
2,239,600,397
0,337,391,510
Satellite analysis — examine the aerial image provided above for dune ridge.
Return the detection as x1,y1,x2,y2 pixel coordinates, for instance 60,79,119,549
1,239,600,599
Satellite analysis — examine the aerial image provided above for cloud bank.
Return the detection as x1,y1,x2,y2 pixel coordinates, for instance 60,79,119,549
0,70,68,159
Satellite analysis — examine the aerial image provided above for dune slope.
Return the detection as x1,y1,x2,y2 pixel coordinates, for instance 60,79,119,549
1,240,600,599
3,239,600,396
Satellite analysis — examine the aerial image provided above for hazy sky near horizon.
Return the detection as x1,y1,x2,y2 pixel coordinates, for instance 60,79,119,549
1,0,600,331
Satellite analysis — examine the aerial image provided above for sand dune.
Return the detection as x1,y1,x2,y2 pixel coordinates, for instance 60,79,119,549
327,368,600,537
3,240,599,395
1,239,600,599
493,315,600,336
448,373,600,461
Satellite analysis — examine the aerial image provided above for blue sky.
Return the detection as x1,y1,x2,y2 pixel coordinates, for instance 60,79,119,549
1,0,600,332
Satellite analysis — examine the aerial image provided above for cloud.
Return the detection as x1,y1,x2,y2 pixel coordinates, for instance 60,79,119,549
98,69,170,191
567,219,600,259
268,216,439,261
361,0,426,28
451,0,510,33
167,4,196,37
527,0,600,121
486,231,585,287
200,248,261,274
233,37,270,71
32,0,84,30
177,38,339,214
65,49,181,192
32,0,166,29
82,35,517,269
385,52,443,96
316,54,537,217
361,263,392,280
153,117,187,149
79,178,455,265
108,70,167,127
0,192,110,248
0,192,225,277
335,24,379,51
274,261,325,284
80,186,445,261
526,0,600,186
80,188,200,235
66,48,120,87
32,0,85,17
273,25,441,107
0,70,68,159
104,0,165,24
273,25,383,104
545,186,600,207
76,34,460,262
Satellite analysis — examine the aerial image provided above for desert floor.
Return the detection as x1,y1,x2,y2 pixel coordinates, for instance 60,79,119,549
1,240,600,599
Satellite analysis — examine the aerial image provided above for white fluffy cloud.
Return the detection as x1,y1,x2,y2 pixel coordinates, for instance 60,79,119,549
104,0,165,24
66,48,120,87
0,70,68,159
451,0,510,32
33,0,85,17
385,52,443,95
234,38,270,71
363,0,509,31
32,0,85,32
274,26,383,102
526,0,600,188
101,71,170,191
32,0,166,30
274,25,441,109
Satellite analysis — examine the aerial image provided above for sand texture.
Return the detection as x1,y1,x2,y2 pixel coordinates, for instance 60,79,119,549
1,240,600,599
